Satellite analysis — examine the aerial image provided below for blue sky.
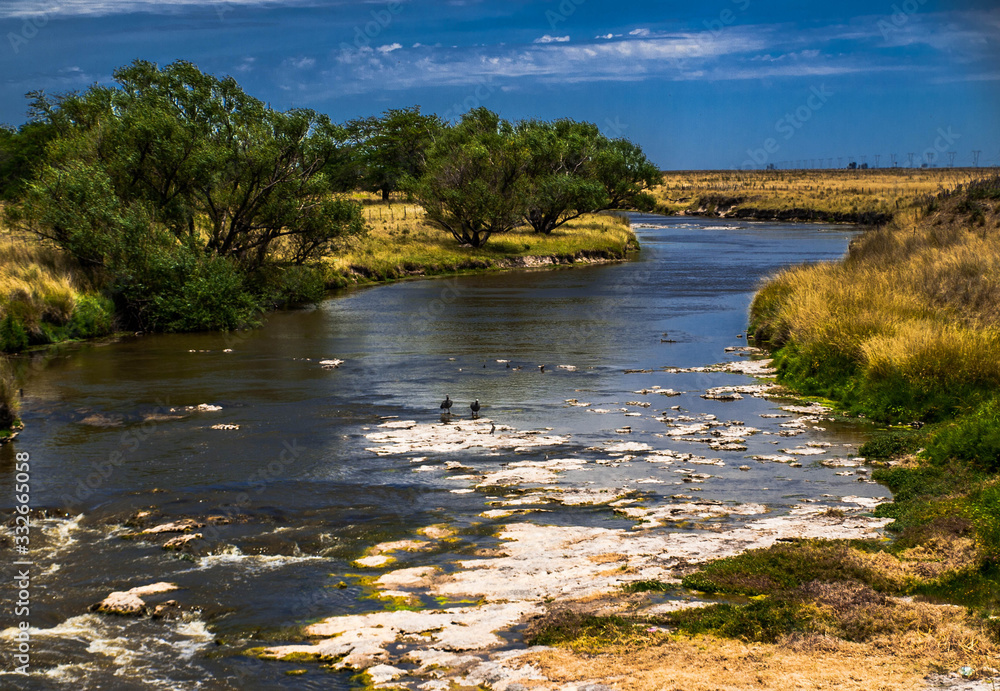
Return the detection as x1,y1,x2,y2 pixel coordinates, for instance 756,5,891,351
1,0,997,169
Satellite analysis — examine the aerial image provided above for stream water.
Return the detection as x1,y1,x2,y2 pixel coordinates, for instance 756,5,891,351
0,214,889,689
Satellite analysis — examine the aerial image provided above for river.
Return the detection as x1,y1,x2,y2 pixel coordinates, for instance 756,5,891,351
0,214,889,689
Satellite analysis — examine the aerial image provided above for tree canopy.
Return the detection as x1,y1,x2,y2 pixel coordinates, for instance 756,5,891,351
0,60,662,333
409,108,531,248
346,106,444,200
6,60,366,330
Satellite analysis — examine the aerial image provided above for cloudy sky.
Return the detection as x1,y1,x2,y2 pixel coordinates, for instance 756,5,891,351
1,0,998,169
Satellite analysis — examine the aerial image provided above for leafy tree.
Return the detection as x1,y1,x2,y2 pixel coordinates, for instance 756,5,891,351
590,138,660,213
519,119,607,235
7,60,367,331
518,120,660,234
410,108,529,248
0,112,61,201
347,106,444,200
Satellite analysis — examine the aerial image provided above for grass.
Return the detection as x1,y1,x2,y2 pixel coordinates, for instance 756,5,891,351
654,168,985,222
320,194,638,286
0,227,115,355
519,174,1000,687
0,355,18,430
749,175,1000,425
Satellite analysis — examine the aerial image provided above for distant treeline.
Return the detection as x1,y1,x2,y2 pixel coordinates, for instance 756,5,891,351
0,60,659,334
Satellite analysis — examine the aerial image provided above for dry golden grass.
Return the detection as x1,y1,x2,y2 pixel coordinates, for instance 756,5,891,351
0,228,94,329
323,194,637,283
656,168,984,217
751,194,1000,395
525,622,996,691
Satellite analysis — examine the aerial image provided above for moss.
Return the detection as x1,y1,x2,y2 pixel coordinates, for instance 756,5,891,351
621,580,675,593
680,540,899,597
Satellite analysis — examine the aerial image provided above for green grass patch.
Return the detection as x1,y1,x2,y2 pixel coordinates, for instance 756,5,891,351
621,580,674,593
680,540,897,597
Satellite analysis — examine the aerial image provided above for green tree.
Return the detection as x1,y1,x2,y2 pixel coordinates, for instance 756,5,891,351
7,60,367,331
518,119,607,235
347,106,444,200
590,138,660,213
410,108,529,248
518,120,661,234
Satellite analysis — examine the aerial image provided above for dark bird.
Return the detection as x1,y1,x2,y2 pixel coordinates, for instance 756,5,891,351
470,399,481,419
506,362,510,369
440,395,453,414
490,423,496,435
538,365,545,373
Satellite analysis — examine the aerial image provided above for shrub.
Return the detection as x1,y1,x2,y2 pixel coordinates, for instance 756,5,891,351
67,294,115,339
145,254,262,332
859,432,921,461
0,315,29,352
925,397,1000,472
0,357,17,429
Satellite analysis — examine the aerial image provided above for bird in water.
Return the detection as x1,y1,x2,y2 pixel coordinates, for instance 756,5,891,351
490,423,496,435
470,399,481,419
440,395,453,415
538,365,545,373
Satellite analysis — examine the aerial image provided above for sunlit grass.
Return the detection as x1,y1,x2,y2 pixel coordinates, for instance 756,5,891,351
655,168,985,218
323,194,637,284
750,177,1000,422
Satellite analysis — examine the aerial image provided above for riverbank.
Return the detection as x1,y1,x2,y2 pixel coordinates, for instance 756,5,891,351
481,178,1000,689
253,355,1000,689
654,168,983,225
0,206,637,433
322,199,637,286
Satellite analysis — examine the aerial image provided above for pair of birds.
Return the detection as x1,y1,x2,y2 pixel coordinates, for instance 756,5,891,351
440,395,480,418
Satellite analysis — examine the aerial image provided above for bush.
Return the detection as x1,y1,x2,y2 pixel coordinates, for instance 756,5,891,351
67,294,115,339
859,432,921,461
145,254,262,332
255,264,326,307
0,315,29,352
0,356,17,429
926,397,1000,472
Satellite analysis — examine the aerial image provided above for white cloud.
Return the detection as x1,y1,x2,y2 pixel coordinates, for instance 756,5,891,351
378,43,403,54
0,0,309,18
534,35,570,44
629,28,650,37
288,56,315,69
596,33,620,40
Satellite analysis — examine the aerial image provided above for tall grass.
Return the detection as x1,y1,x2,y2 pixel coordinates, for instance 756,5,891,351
0,228,114,351
751,175,1000,423
0,356,17,430
657,168,983,219
322,195,637,284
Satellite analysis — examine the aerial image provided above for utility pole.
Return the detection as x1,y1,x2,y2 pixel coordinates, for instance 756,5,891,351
890,153,898,167
907,153,915,168
972,150,981,167
947,152,956,168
